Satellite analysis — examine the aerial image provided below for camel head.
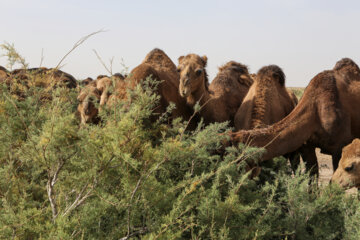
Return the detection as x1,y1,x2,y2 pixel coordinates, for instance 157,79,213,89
177,54,208,98
77,84,101,125
218,61,253,87
331,139,360,189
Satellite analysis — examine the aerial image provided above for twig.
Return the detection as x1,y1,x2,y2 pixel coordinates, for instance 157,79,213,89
62,182,93,217
55,29,105,69
47,160,65,222
180,93,212,141
93,49,113,75
39,48,44,67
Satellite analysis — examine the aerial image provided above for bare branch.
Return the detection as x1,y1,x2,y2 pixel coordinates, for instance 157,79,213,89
93,49,113,75
47,160,65,222
62,181,94,217
39,48,44,67
119,227,148,240
180,93,212,141
55,29,105,69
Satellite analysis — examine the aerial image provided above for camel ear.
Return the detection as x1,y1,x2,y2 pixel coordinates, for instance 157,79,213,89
201,55,208,67
178,56,184,63
240,74,249,80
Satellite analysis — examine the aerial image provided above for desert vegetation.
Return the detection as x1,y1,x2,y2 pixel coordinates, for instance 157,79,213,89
1,43,360,240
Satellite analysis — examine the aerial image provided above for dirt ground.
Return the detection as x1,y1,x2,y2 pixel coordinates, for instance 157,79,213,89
316,148,357,193
317,148,333,185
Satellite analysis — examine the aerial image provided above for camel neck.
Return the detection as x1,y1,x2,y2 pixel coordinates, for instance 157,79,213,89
187,83,211,108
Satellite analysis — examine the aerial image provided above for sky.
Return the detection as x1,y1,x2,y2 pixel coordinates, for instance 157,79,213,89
1,0,360,86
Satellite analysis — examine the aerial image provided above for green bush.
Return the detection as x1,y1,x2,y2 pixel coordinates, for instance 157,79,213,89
0,71,359,240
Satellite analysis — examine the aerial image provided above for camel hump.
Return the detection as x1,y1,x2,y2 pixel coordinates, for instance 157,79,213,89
142,48,177,73
333,58,360,81
10,67,77,89
218,61,249,74
333,58,360,72
218,61,253,87
97,74,108,80
113,73,125,81
257,65,286,86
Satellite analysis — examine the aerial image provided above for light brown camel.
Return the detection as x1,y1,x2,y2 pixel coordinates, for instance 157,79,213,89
77,74,125,125
234,65,297,130
331,138,360,188
230,58,360,175
77,80,101,125
177,54,253,126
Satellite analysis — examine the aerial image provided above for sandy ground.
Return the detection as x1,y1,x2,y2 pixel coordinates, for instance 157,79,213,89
316,148,357,194
317,148,333,185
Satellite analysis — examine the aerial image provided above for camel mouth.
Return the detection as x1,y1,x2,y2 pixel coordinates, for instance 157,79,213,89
179,88,189,98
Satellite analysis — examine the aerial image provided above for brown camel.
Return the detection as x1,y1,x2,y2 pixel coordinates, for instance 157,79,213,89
230,58,360,175
78,49,193,125
234,65,299,174
177,54,253,126
10,67,77,89
111,49,193,121
331,138,360,188
1,67,77,100
234,65,297,130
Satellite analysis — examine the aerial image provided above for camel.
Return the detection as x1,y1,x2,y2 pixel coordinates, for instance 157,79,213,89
234,65,297,130
111,49,193,122
77,74,125,125
1,67,77,100
78,49,193,125
331,138,360,189
10,67,78,89
77,80,101,125
230,58,360,175
233,65,300,174
177,54,253,126
0,66,9,82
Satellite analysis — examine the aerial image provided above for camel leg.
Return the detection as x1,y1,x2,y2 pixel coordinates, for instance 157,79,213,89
285,151,300,174
299,144,318,176
332,152,341,172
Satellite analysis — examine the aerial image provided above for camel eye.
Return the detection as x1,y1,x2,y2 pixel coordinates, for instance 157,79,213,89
345,163,355,172
195,69,203,76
